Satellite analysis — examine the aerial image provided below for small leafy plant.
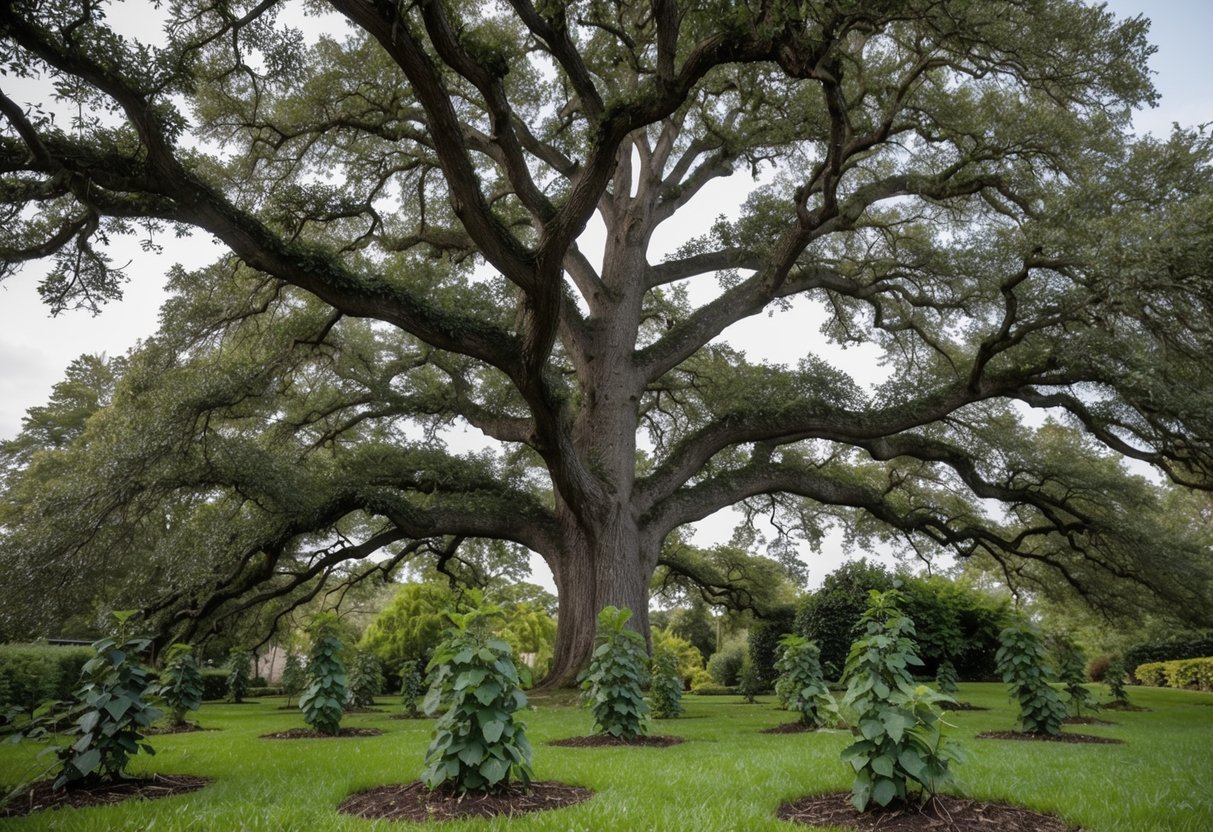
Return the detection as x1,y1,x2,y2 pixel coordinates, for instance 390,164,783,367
280,653,306,707
775,634,837,728
159,643,203,727
422,600,533,793
1104,657,1132,707
935,659,959,695
839,590,961,812
1052,635,1099,718
347,650,383,709
996,621,1068,736
226,648,251,704
17,613,163,789
579,606,650,740
300,614,348,735
737,655,762,704
399,659,424,718
649,649,684,719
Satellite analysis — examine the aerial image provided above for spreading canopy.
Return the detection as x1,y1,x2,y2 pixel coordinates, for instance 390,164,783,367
2,0,1212,682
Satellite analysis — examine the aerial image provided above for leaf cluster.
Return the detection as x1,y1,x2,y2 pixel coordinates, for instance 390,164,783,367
839,591,961,812
300,618,348,736
421,604,533,793
15,632,163,789
995,621,1068,736
579,607,650,740
774,635,837,728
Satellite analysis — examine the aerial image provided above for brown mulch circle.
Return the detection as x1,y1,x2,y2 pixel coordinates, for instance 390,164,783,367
338,780,593,822
939,702,989,712
777,793,1076,831
260,727,385,739
547,734,684,748
1,774,210,818
1063,716,1116,725
1102,702,1150,712
761,721,819,734
976,730,1122,745
387,713,431,721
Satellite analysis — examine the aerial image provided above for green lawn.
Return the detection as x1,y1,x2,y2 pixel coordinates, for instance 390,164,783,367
1,684,1211,831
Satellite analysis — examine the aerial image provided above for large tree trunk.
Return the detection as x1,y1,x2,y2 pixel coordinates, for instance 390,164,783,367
541,523,655,688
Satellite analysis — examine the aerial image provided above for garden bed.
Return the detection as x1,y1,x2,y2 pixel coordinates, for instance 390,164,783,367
339,780,592,821
1,774,209,818
778,793,1074,831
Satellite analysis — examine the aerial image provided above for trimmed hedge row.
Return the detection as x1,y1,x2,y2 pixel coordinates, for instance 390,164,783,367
1134,657,1213,692
0,644,93,714
1124,634,1213,678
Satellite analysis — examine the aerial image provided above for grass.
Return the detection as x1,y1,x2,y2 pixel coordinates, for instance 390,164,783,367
0,683,1210,831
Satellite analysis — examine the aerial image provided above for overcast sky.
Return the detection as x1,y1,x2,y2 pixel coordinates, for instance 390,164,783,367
1,0,1210,585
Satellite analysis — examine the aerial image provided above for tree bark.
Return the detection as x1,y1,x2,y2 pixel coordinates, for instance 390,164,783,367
542,520,654,689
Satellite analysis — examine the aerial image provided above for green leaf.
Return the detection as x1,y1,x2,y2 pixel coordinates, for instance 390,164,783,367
481,719,505,744
73,748,102,776
872,777,898,807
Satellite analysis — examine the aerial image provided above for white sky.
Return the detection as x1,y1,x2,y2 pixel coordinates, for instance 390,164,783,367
1,0,1210,588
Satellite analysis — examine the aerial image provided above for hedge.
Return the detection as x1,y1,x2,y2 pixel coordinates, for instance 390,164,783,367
1124,634,1213,678
0,644,94,714
689,683,737,696
1134,657,1213,692
201,668,230,701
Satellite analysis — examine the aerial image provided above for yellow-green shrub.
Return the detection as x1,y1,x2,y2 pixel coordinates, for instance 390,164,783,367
1135,658,1213,691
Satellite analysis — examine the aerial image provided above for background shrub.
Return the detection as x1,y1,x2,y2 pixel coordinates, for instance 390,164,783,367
706,638,746,687
200,669,229,701
1087,653,1113,683
688,682,735,695
0,644,92,714
1124,634,1213,679
226,648,252,703
347,650,383,708
747,605,796,688
1135,658,1213,691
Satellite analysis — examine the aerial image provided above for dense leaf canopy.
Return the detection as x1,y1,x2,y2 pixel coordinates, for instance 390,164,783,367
1,0,1211,679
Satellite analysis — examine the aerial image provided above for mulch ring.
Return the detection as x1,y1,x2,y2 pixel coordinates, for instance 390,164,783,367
339,780,592,822
260,727,384,740
1,774,209,818
387,713,431,721
1102,702,1150,712
976,730,1122,744
547,734,684,748
1063,716,1116,726
761,721,820,734
777,793,1077,831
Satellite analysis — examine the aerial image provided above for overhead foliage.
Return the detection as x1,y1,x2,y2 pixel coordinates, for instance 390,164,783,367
1,0,1212,687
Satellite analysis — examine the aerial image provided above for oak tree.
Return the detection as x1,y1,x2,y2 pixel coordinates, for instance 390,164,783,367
2,0,1213,685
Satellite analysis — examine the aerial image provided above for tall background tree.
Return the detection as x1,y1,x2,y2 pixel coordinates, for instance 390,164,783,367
2,0,1212,684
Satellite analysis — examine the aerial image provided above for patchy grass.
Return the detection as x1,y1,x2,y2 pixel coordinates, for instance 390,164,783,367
0,684,1210,831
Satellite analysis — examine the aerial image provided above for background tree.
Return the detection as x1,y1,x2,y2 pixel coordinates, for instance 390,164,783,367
2,0,1213,686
